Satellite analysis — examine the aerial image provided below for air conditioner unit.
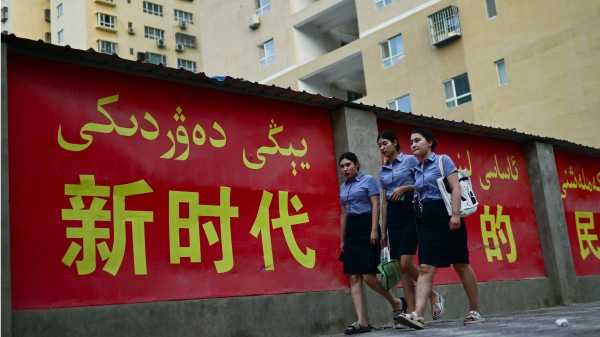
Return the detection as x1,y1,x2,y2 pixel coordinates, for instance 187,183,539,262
179,20,188,29
128,27,135,34
137,52,147,61
1,7,8,22
156,38,165,48
248,15,260,30
175,43,185,52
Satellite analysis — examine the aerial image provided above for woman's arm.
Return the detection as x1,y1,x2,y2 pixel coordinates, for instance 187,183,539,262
380,189,388,247
340,205,347,251
446,171,462,231
370,194,380,246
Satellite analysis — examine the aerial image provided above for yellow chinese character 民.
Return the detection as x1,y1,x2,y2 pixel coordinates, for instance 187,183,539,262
576,211,600,260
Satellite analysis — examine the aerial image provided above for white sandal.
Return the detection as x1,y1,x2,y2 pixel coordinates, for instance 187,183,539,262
395,312,425,330
463,310,486,325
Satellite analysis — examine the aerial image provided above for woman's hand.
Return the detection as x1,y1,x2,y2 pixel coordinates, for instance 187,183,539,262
449,214,461,231
370,230,379,246
340,242,345,252
380,232,388,248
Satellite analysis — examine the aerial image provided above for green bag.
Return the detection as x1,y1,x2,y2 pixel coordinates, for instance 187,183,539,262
378,247,400,291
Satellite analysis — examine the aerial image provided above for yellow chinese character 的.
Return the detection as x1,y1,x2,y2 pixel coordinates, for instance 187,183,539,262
168,187,239,273
576,211,600,260
250,191,315,270
480,204,517,263
61,175,154,276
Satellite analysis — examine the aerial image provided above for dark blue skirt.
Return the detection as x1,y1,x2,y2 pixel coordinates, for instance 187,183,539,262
417,200,469,267
343,213,381,275
387,194,418,258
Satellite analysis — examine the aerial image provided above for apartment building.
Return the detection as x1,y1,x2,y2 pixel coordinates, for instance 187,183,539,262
2,0,599,148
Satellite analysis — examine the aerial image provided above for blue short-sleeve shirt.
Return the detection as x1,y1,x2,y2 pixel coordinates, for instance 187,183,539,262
414,153,458,203
340,172,380,216
379,153,420,194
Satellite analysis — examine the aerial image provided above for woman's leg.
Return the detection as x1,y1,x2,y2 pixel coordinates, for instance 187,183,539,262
414,264,437,318
453,263,480,312
362,274,405,311
398,255,418,312
348,274,369,326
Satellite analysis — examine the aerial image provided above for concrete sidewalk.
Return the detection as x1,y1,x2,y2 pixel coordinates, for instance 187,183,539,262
324,301,600,336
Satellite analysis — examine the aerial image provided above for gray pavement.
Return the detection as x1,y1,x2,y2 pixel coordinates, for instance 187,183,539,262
325,301,600,336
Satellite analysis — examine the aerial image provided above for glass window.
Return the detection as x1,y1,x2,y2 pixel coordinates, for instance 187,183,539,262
57,4,63,18
259,39,275,66
485,0,497,18
380,34,404,68
58,29,64,43
175,33,197,48
177,59,197,72
495,59,508,86
443,73,472,108
98,40,117,55
144,26,165,40
147,52,166,65
97,13,116,29
143,2,163,17
375,0,393,10
174,9,193,24
387,94,411,112
255,0,271,15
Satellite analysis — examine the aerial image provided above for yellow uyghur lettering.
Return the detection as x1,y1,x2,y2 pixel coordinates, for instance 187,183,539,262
480,204,517,263
168,187,239,273
576,211,600,260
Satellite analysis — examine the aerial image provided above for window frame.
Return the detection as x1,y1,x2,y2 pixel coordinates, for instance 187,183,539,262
147,52,166,66
387,94,411,112
380,34,404,68
485,0,498,19
143,1,163,17
259,39,275,66
97,13,116,29
174,9,193,24
144,26,165,40
443,73,472,108
98,40,118,55
495,59,508,86
255,0,271,16
57,3,63,18
57,29,64,43
177,58,197,72
375,0,393,10
175,33,197,48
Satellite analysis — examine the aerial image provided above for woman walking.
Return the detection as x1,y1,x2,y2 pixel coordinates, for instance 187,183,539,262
395,128,485,329
338,152,406,335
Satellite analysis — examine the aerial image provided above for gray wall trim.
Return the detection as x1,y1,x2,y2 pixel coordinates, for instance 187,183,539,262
523,141,579,305
2,40,13,337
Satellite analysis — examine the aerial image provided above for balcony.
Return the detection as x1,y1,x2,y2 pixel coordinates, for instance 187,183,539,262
428,6,462,47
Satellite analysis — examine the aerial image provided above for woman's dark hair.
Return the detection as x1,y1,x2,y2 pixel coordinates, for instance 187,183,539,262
377,130,400,151
338,152,360,171
412,128,438,151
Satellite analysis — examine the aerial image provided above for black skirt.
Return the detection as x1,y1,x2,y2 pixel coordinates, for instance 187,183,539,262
417,199,469,267
387,194,418,258
343,213,381,275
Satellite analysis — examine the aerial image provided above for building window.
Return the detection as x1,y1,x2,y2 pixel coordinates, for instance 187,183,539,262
443,73,472,108
175,33,197,48
57,29,64,43
259,39,275,66
98,40,118,54
57,4,63,18
380,34,404,68
495,59,508,86
144,26,165,40
97,13,116,29
177,59,197,72
428,6,461,46
375,0,393,10
255,0,271,15
147,52,166,65
143,2,163,17
387,94,411,112
485,0,497,18
174,9,193,24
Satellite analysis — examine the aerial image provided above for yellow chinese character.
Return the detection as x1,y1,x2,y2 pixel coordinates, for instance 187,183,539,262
169,187,239,273
61,175,154,275
251,191,315,270
480,205,517,263
576,211,600,260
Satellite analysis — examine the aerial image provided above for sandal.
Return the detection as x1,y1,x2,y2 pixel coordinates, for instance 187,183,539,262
344,322,372,335
395,312,425,330
463,310,486,325
392,297,408,323
431,292,445,320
